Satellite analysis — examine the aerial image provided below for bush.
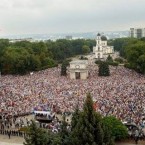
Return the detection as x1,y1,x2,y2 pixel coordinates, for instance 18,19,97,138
103,116,128,141
80,56,88,60
114,58,124,63
106,55,113,62
108,61,119,66
95,60,102,64
124,63,134,69
66,58,72,63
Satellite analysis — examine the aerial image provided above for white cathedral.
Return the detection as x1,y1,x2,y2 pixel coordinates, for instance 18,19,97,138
93,33,114,59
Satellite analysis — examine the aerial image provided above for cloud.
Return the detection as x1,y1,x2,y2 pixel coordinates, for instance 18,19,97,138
0,0,145,35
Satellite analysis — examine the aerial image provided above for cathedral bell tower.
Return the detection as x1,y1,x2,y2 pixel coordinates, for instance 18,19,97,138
96,33,103,59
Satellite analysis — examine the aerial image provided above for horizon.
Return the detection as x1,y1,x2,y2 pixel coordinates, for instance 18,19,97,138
0,30,129,40
0,29,129,36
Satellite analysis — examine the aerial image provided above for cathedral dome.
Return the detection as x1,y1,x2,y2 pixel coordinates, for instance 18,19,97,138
97,33,101,36
101,35,107,41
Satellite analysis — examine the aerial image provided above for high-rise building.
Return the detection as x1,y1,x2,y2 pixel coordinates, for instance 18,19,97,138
130,28,145,38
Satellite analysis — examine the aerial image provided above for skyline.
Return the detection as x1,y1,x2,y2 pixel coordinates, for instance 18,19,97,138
0,0,145,36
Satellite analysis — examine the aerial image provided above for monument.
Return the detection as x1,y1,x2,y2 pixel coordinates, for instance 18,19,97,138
69,60,88,79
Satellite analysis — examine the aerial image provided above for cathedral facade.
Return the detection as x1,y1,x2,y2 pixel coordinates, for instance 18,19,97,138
93,33,114,59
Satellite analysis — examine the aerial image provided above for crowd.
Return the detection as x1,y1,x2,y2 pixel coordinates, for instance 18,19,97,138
0,65,145,128
0,115,31,139
0,129,24,139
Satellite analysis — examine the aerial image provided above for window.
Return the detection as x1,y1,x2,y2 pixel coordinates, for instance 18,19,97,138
98,53,100,59
98,46,100,51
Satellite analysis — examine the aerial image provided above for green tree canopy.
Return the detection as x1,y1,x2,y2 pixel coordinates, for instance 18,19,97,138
98,61,110,76
103,116,128,141
24,121,49,145
61,60,68,76
106,55,113,62
0,39,95,75
110,37,145,74
70,93,104,145
82,45,90,54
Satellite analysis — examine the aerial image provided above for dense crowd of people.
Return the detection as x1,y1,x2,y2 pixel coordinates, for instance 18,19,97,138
0,65,145,128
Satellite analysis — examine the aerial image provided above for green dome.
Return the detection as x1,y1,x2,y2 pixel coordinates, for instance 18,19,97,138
101,35,107,41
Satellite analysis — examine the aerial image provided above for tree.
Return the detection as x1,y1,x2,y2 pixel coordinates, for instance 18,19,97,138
109,38,138,57
125,41,145,72
24,121,49,145
61,61,68,76
106,55,113,62
59,116,70,145
102,123,114,145
82,45,90,54
110,37,145,74
71,105,80,130
50,133,62,145
98,61,110,76
0,39,96,75
24,95,128,145
80,56,88,60
28,55,41,71
0,39,10,71
137,54,145,74
0,39,9,56
114,58,124,64
102,116,128,141
70,93,104,145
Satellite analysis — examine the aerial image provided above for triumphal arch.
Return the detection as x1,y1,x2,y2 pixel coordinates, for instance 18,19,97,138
69,60,88,79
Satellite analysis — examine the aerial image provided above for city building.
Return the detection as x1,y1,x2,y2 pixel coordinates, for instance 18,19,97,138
68,60,88,79
130,28,145,38
9,38,34,43
93,33,114,60
65,35,72,40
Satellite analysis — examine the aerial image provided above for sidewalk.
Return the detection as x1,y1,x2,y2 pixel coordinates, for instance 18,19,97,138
116,143,144,145
0,134,145,145
0,143,22,145
0,134,24,145
116,141,145,145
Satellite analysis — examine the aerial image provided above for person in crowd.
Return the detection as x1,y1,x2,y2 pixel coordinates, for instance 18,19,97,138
0,65,145,135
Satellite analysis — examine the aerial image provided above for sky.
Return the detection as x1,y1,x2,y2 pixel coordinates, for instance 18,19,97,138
0,0,145,35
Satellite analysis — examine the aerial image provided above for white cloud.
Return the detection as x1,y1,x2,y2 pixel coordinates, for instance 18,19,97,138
0,0,145,35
